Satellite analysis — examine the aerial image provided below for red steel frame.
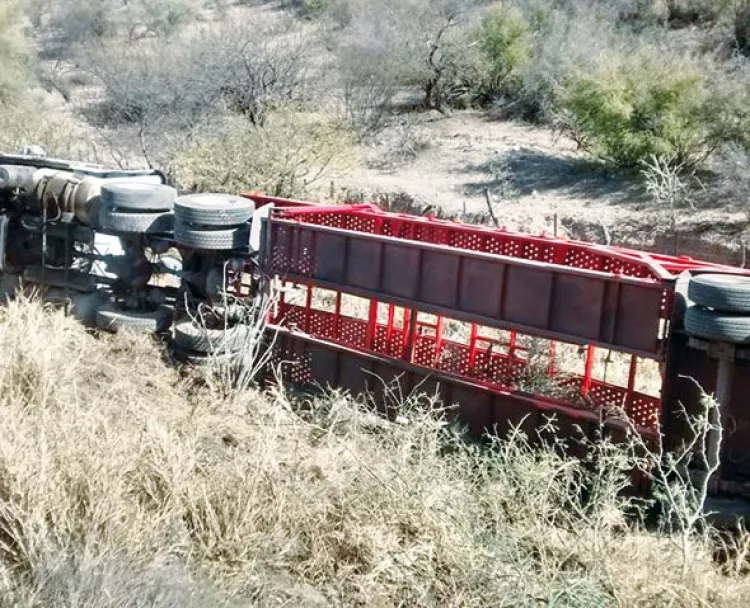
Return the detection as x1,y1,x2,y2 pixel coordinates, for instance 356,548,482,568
266,216,672,357
270,283,661,436
270,203,738,278
247,193,750,442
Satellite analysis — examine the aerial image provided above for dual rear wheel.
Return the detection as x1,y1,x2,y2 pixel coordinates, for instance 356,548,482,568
684,274,750,344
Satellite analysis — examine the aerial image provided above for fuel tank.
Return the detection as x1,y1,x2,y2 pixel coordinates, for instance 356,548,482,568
29,170,163,226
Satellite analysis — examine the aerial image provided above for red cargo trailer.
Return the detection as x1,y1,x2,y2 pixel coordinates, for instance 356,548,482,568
247,195,750,498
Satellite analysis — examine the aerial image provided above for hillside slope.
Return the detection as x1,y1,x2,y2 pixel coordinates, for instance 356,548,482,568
0,298,748,606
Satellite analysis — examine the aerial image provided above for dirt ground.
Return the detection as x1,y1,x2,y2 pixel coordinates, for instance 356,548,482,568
337,109,750,265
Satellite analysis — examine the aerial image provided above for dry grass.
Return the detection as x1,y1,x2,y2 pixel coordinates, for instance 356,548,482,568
0,101,84,160
0,297,748,606
168,107,356,197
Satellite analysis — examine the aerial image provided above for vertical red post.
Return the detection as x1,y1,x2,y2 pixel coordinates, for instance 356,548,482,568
402,308,410,347
402,308,414,361
582,344,596,399
509,330,518,359
468,323,479,370
304,285,313,333
365,299,378,350
385,304,396,355
548,341,557,377
434,315,445,366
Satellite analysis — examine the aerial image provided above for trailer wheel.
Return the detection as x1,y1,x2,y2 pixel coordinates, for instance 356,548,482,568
99,206,174,234
172,345,238,366
174,193,254,227
207,302,246,323
101,182,176,211
172,320,252,353
688,273,750,313
174,221,249,250
684,305,750,344
96,304,172,333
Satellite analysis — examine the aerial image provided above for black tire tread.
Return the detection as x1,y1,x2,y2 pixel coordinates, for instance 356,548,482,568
96,305,172,333
173,320,251,353
172,346,237,366
684,306,750,344
174,221,249,250
688,273,750,313
99,206,174,234
174,193,254,227
100,182,176,211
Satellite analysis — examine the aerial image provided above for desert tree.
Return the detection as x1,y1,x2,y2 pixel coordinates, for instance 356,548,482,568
336,0,487,113
80,15,310,165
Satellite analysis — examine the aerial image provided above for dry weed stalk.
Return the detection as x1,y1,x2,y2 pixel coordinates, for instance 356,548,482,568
625,379,724,577
0,298,747,605
184,261,278,396
641,153,702,254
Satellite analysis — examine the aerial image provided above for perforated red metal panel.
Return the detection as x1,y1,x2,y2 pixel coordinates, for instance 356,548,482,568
272,297,661,433
271,330,660,440
269,204,746,279
267,219,670,357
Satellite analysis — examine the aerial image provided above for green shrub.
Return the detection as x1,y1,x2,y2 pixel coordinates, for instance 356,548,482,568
169,108,356,196
664,0,733,26
475,5,531,103
138,0,199,36
418,30,489,111
511,2,627,120
558,49,750,168
301,0,328,15
51,0,122,44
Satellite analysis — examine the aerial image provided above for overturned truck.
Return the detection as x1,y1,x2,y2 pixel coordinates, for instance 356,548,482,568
2,151,750,500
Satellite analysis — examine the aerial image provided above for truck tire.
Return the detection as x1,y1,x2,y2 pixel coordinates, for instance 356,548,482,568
99,206,174,234
688,273,750,313
174,221,249,250
172,320,252,353
206,302,247,324
100,182,176,211
684,306,750,344
174,193,254,226
172,345,237,366
96,304,172,333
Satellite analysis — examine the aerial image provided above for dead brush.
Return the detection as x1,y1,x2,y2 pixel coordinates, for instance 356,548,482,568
512,338,584,405
0,298,749,605
183,263,279,398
